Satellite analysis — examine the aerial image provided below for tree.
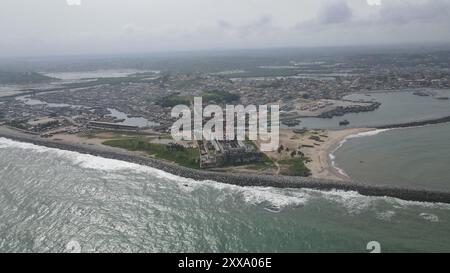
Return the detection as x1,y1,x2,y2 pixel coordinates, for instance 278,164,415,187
277,146,283,153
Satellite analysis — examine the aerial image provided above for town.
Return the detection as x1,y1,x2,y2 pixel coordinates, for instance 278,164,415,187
1,49,450,174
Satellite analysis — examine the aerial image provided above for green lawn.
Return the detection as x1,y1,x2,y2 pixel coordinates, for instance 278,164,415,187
279,158,311,177
103,138,200,169
244,158,275,171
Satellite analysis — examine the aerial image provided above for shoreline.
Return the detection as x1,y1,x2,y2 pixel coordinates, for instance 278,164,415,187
2,126,450,204
318,115,450,181
324,128,391,180
304,128,374,181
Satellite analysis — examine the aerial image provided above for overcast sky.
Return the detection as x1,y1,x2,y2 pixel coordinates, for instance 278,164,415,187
1,0,450,57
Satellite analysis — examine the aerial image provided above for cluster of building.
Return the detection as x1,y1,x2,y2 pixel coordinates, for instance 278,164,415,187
1,49,450,157
299,100,334,112
198,139,263,168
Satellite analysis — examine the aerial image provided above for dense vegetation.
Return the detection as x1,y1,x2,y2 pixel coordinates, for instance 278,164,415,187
279,158,311,177
201,90,240,103
158,94,193,107
103,138,200,169
0,70,56,84
5,120,28,130
158,90,239,108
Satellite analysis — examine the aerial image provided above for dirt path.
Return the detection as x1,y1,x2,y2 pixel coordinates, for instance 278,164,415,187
274,161,281,175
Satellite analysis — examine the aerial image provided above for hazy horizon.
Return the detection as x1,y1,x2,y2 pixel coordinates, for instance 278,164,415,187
2,0,450,58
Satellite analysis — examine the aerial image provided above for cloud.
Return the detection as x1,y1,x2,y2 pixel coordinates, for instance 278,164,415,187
296,0,450,28
216,15,276,38
217,20,233,30
294,0,354,30
366,0,381,6
375,0,450,25
2,0,450,57
122,23,136,35
239,15,274,36
317,0,353,24
294,0,450,44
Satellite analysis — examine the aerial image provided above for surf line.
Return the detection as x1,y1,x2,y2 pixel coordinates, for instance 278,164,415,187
329,129,391,178
2,130,450,204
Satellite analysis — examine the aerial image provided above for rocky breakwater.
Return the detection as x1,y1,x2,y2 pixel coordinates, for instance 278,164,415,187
318,102,381,119
2,127,450,204
375,115,450,130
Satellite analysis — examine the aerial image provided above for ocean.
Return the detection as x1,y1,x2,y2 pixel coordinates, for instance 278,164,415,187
334,123,450,192
1,137,450,253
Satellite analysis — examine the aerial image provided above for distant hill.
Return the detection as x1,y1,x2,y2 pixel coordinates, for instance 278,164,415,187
0,70,57,84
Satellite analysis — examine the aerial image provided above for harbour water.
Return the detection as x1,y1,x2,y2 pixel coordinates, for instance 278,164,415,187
298,90,450,193
294,90,450,130
107,108,159,128
43,69,159,81
334,123,450,192
1,137,450,253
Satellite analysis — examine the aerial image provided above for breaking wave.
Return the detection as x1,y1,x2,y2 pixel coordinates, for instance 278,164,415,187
419,213,440,222
1,137,450,215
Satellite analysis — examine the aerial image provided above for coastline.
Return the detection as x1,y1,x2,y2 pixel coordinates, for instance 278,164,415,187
316,115,450,181
306,128,374,181
2,125,450,204
375,115,450,129
325,128,393,180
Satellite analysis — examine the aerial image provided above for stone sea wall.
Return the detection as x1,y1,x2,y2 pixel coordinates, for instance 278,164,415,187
1,128,450,204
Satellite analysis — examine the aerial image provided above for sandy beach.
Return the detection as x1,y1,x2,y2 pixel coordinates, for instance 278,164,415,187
305,128,374,181
6,125,373,182
2,125,450,203
264,128,373,181
28,125,373,182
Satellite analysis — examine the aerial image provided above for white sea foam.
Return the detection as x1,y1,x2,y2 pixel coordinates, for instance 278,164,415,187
0,137,51,152
328,129,391,178
328,153,348,177
376,210,396,221
347,129,392,139
177,180,311,210
302,188,450,213
237,187,310,210
0,137,198,187
1,137,450,213
419,213,440,222
0,137,183,175
307,189,376,214
0,137,312,210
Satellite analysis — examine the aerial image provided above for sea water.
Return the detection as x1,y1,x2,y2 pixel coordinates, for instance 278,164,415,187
1,138,450,253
